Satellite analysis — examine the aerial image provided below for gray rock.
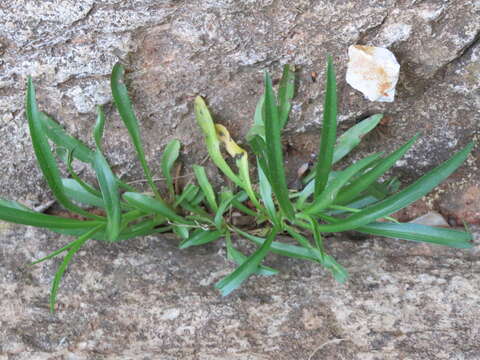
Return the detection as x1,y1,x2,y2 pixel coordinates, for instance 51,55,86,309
0,1,479,358
366,1,480,79
0,226,479,358
0,0,478,210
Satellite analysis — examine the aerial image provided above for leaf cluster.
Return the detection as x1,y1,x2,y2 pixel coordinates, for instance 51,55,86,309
1,59,473,312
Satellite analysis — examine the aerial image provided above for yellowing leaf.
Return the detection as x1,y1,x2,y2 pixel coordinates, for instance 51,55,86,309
214,124,260,208
215,124,247,159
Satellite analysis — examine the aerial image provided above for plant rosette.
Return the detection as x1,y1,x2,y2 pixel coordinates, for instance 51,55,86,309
0,58,473,312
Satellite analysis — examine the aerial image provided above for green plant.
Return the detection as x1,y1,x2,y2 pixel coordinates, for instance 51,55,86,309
1,58,473,312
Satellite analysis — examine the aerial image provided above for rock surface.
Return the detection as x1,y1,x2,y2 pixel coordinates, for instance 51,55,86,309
0,226,479,359
0,0,479,358
0,0,478,205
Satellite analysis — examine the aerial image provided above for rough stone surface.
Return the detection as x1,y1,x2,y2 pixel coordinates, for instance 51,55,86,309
0,226,479,359
0,1,479,358
0,0,478,206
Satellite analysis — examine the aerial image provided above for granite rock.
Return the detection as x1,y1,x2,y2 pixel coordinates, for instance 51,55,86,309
0,1,479,358
0,226,479,359
0,0,478,213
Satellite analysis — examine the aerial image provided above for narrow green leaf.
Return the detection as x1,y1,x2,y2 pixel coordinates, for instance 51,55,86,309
26,78,100,220
173,225,190,240
307,215,325,254
248,135,271,183
386,177,401,192
193,165,218,212
263,72,294,220
336,134,420,205
285,226,315,253
32,220,115,263
113,222,169,241
62,178,105,208
308,142,474,232
38,228,104,240
278,64,295,128
229,249,278,276
47,221,170,242
118,225,170,240
118,209,146,227
366,180,395,200
65,148,102,199
190,191,206,206
123,192,192,225
235,227,319,261
225,232,278,276
308,218,348,282
180,229,222,249
0,198,33,212
93,105,106,149
253,94,265,126
358,222,473,248
247,96,274,205
231,199,258,217
39,112,94,164
314,56,337,197
303,112,390,183
333,114,383,164
246,94,266,142
184,184,201,203
0,203,103,231
179,201,211,219
41,112,135,193
306,153,382,213
295,179,315,208
162,139,181,198
235,226,348,281
285,225,348,283
214,191,236,229
246,122,266,140
321,257,349,283
93,151,121,241
49,224,103,313
216,227,277,296
295,171,339,208
31,239,78,266
317,211,473,248
173,184,199,208
110,63,161,199
327,195,379,215
91,106,121,241
258,162,278,225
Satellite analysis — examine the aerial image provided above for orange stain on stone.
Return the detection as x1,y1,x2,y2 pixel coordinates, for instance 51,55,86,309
353,45,392,96
353,45,375,55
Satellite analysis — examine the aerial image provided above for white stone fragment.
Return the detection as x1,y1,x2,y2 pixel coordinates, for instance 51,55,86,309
346,45,400,102
410,211,450,228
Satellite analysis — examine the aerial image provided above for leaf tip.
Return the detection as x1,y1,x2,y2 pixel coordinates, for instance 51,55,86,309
194,95,206,106
112,62,124,74
178,242,189,249
263,70,272,85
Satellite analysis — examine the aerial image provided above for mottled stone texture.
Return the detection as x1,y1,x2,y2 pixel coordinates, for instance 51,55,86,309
1,227,479,359
0,0,479,358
